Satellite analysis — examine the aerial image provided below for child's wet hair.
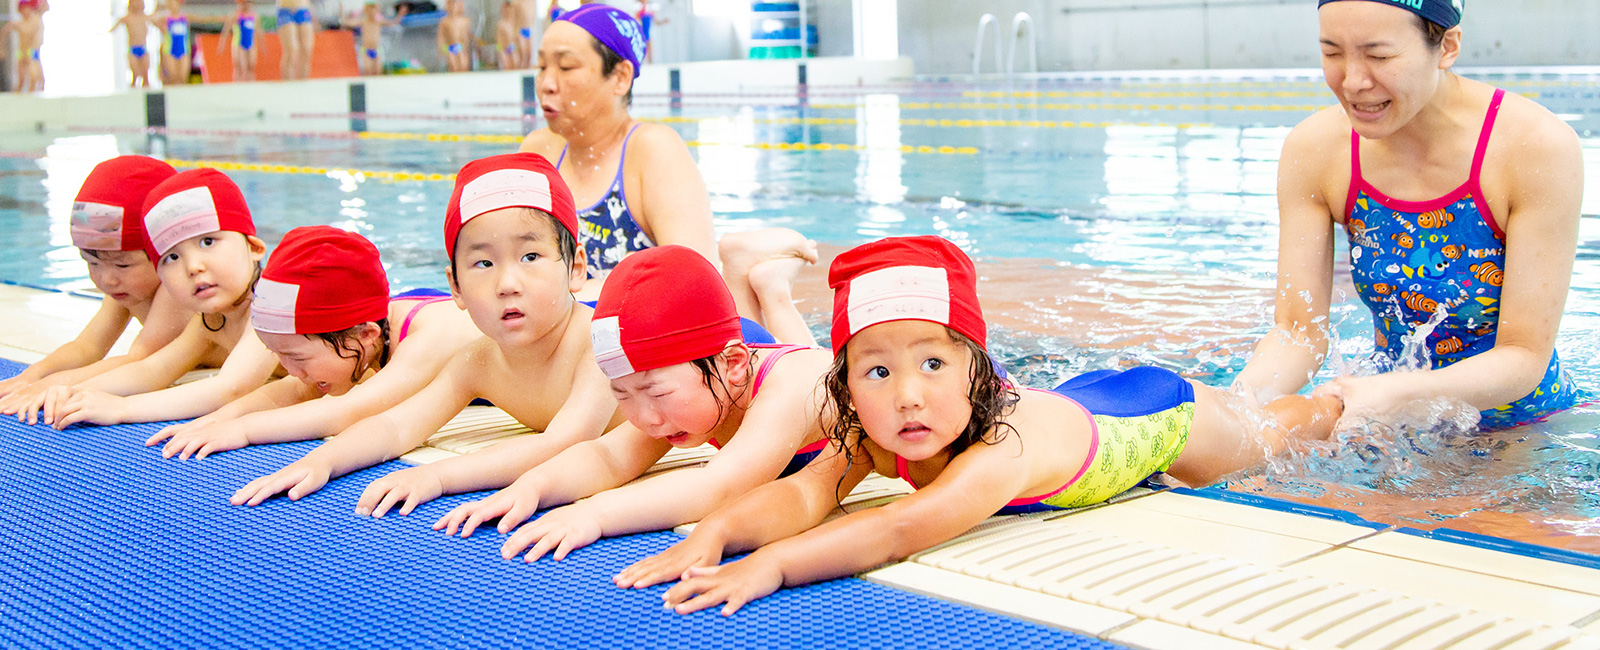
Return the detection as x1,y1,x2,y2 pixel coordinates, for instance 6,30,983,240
686,345,750,427
201,257,263,332
448,207,578,278
311,319,393,383
822,326,1018,463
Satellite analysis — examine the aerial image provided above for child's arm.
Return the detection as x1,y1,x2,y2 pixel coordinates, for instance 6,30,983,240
216,15,233,51
109,16,127,33
663,437,1030,616
51,328,279,428
615,442,872,589
432,421,670,540
499,358,829,561
68,314,211,396
148,321,475,462
229,352,481,506
355,356,620,518
148,376,322,458
0,298,132,398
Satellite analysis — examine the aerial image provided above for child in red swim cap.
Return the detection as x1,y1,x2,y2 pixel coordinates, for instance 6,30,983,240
623,235,1346,616
145,225,480,461
233,153,623,512
432,244,836,566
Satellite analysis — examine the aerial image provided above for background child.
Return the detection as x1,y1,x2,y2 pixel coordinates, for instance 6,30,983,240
346,2,405,76
230,153,621,510
0,156,190,422
275,0,316,80
151,0,190,85
618,235,1345,615
436,0,471,72
109,0,154,87
495,0,516,70
217,0,258,81
2,0,44,93
43,169,280,430
426,244,834,565
146,224,479,460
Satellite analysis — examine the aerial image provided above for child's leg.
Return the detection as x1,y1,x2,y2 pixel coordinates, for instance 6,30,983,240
279,27,298,79
1165,380,1342,487
296,23,314,78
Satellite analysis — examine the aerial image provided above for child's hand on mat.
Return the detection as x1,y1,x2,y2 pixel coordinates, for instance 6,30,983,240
434,482,543,538
0,375,29,401
661,555,783,616
146,414,217,447
614,531,725,589
49,389,127,429
1,382,51,423
152,419,248,460
355,466,443,518
231,457,333,506
499,504,602,562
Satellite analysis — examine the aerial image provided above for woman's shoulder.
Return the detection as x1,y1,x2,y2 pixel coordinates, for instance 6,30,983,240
1284,106,1352,155
1488,87,1581,161
517,128,566,161
624,122,693,159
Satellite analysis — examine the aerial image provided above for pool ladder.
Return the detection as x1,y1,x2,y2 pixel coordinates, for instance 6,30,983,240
974,12,1038,77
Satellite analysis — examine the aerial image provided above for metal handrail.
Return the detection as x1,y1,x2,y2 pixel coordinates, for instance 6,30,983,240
1007,12,1037,76
973,13,1002,77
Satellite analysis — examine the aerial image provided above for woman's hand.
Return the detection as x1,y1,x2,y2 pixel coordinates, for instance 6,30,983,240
433,481,544,538
660,555,784,616
230,456,334,506
1315,372,1475,430
48,388,127,429
499,503,602,562
355,465,444,518
614,530,726,589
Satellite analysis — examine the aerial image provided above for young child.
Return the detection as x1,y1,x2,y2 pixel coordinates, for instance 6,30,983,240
43,168,281,430
217,0,258,81
145,225,479,460
436,0,472,73
615,235,1345,615
512,0,535,68
423,244,834,564
109,0,154,88
347,2,405,77
229,153,622,509
275,0,316,80
494,0,517,70
151,0,190,85
0,156,190,422
2,0,44,93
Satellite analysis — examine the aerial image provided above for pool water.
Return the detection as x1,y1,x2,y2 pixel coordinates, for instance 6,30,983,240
2,71,1598,550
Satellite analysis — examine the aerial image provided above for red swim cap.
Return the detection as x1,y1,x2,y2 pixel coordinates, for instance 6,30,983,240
71,156,177,263
590,245,742,379
251,226,390,335
828,235,987,354
444,153,577,263
142,168,256,257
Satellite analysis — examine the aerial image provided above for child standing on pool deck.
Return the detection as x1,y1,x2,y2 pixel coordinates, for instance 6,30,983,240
348,2,406,76
2,0,45,93
495,0,518,70
216,0,258,81
229,153,624,508
43,169,282,430
144,225,480,460
151,0,191,85
416,244,834,563
0,157,191,422
109,0,155,88
437,0,472,72
617,235,1346,615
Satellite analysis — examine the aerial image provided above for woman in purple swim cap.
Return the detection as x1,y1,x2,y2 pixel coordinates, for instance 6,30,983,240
1234,0,1584,431
517,3,820,347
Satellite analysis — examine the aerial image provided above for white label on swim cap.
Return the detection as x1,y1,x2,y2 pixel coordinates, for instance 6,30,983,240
145,186,222,255
460,168,552,225
69,201,125,250
251,278,301,334
846,266,950,336
591,315,635,379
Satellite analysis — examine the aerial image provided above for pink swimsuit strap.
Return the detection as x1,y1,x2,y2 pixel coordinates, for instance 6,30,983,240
705,343,817,451
395,296,452,344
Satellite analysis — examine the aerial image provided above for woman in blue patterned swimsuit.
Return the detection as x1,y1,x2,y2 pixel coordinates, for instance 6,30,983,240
515,4,819,346
1234,0,1584,430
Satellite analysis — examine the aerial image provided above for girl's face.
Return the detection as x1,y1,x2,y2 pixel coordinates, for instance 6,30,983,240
448,209,585,348
610,352,744,448
156,231,265,314
1318,2,1457,139
258,330,369,396
845,320,974,462
80,249,161,307
535,22,630,131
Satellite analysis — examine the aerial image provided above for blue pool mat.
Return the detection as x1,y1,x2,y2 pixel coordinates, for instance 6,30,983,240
0,359,1121,649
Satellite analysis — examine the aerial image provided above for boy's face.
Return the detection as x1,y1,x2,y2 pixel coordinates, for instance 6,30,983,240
259,331,366,396
448,208,585,347
80,249,161,307
155,231,265,314
129,0,144,14
845,320,975,462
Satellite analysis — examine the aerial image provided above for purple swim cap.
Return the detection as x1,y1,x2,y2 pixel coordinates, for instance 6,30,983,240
556,4,645,79
1317,0,1462,29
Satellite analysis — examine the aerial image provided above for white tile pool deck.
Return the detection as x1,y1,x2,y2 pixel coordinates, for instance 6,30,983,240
3,282,1597,650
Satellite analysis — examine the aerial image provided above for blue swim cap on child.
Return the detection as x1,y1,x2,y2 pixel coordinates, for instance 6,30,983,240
555,4,645,79
1317,0,1462,29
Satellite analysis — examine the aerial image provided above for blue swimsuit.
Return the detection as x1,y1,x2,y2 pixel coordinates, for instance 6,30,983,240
167,17,188,57
1343,88,1578,429
555,124,656,278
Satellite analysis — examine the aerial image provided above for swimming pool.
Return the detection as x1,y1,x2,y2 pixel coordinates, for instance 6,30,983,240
1,69,1597,551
